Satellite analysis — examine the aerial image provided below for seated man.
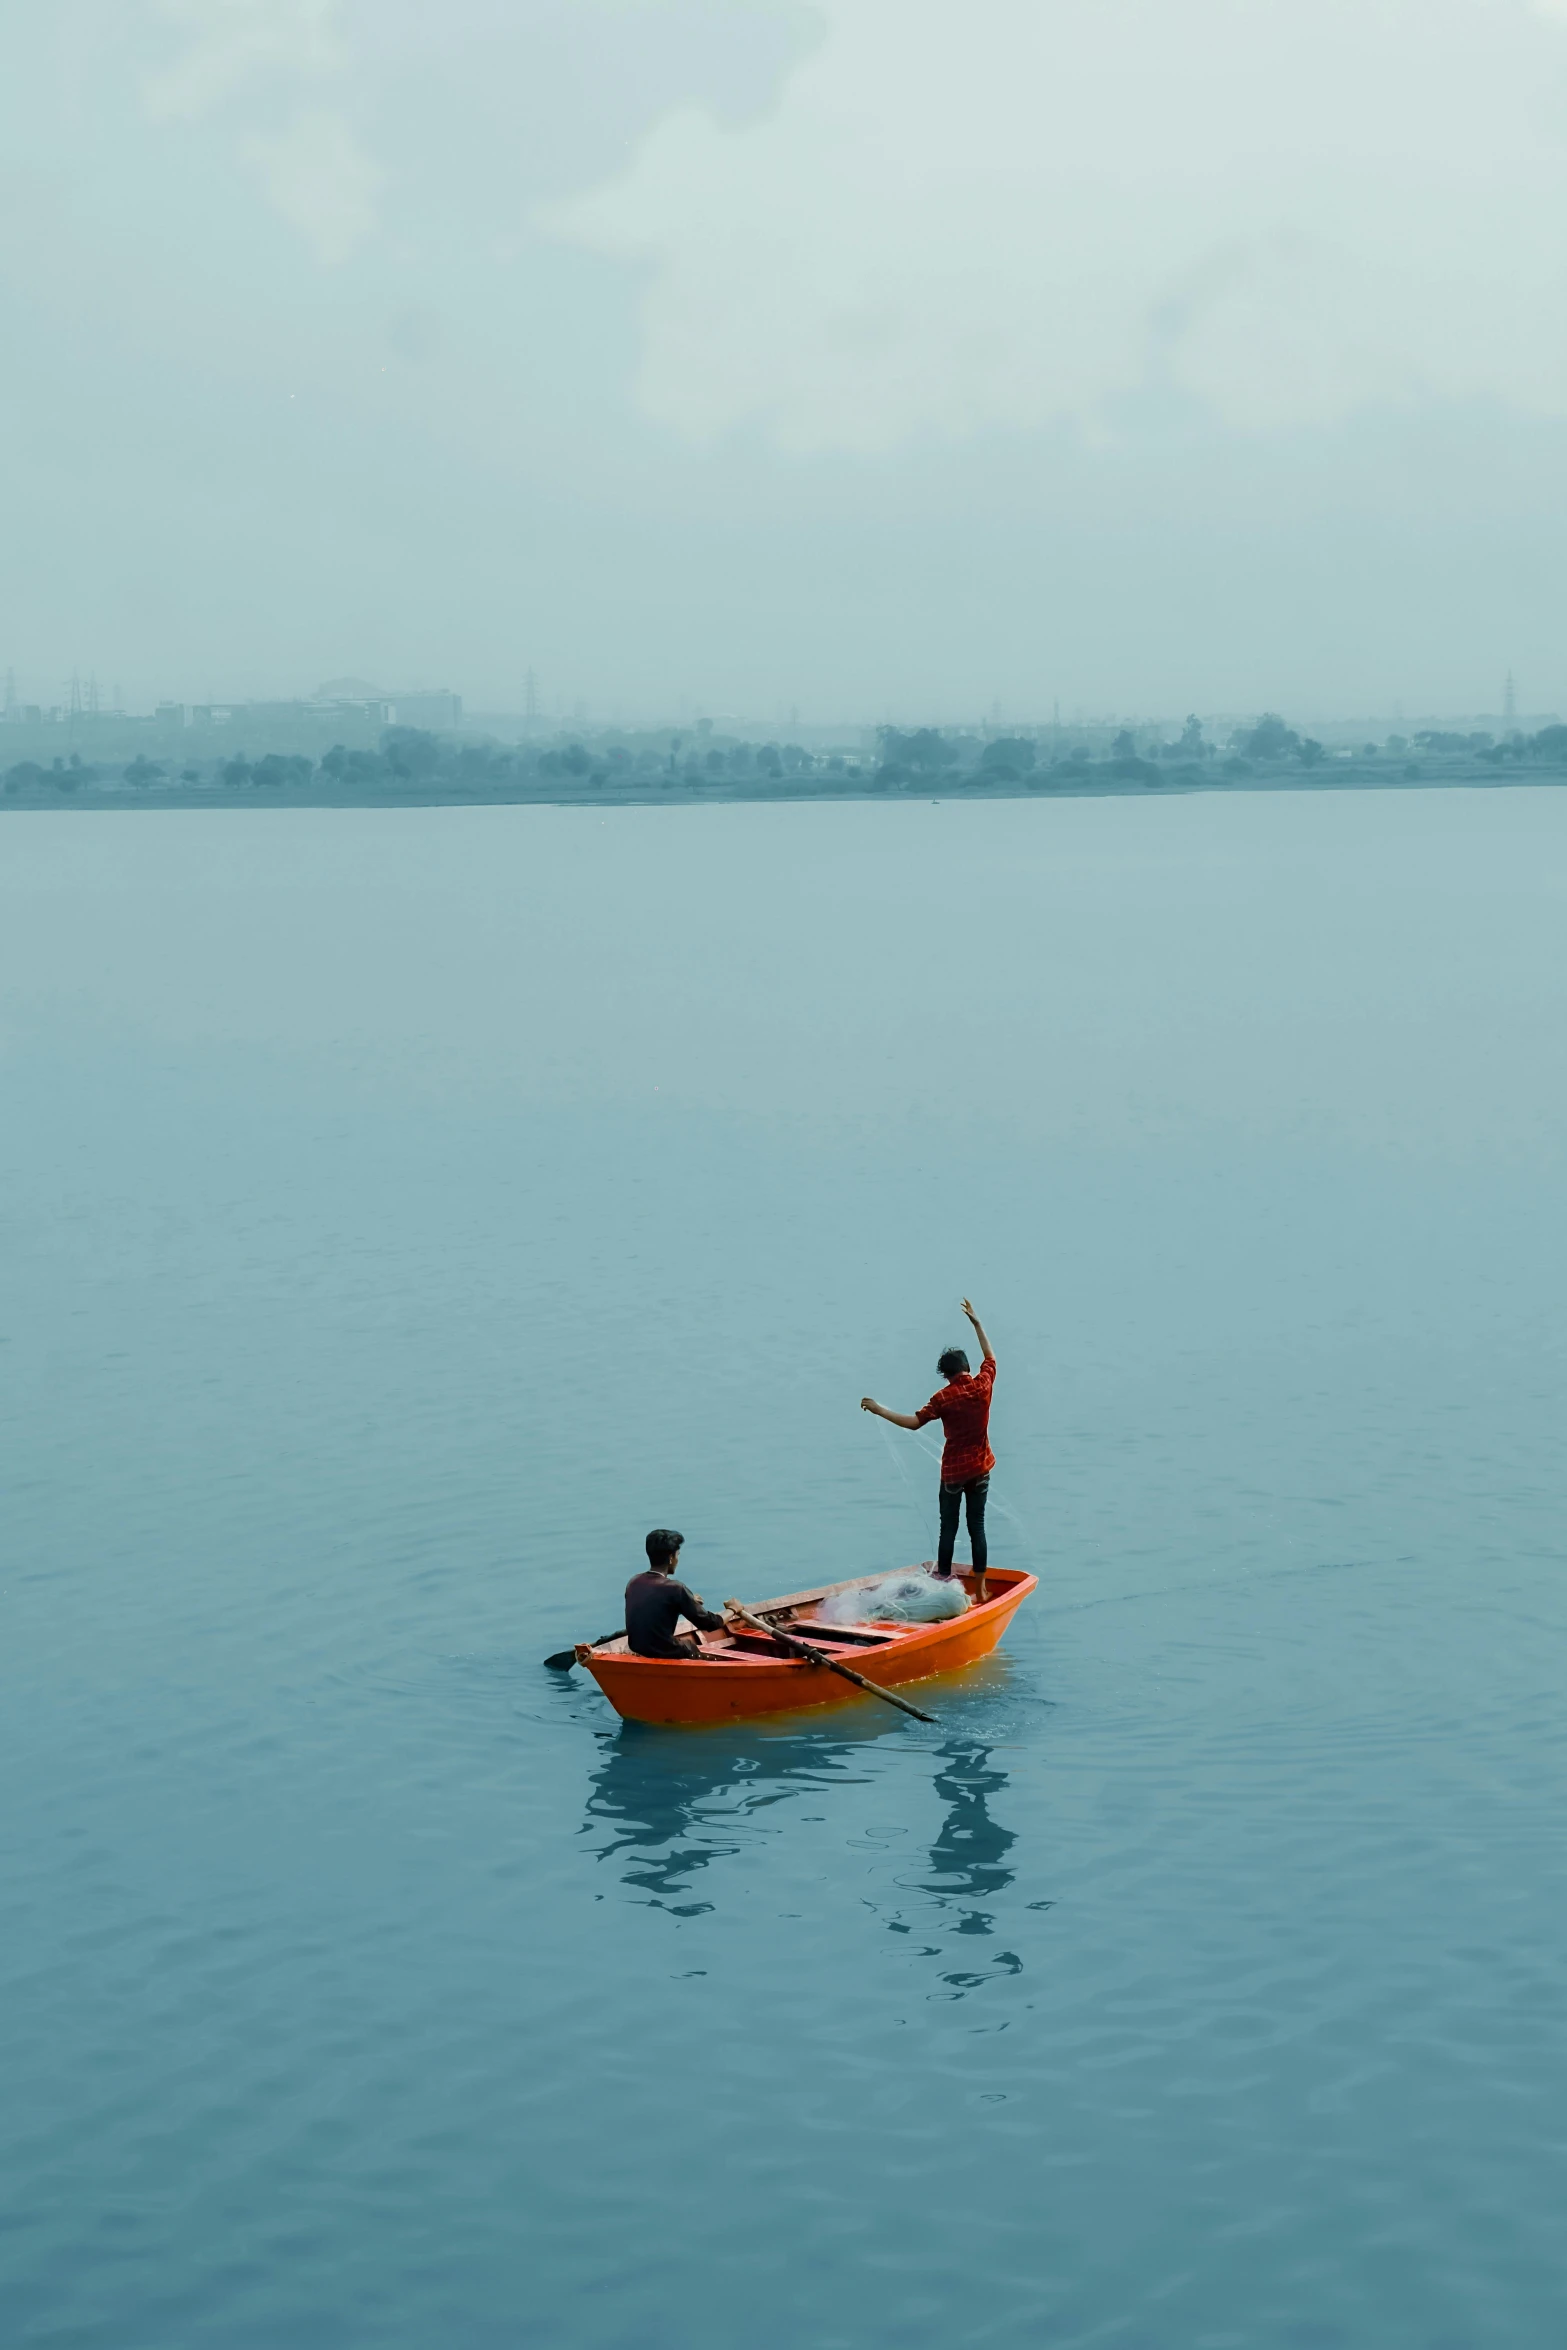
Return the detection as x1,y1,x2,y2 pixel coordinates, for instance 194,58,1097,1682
624,1529,725,1659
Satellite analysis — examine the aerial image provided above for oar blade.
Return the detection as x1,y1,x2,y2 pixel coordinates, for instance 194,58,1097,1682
544,1631,623,1671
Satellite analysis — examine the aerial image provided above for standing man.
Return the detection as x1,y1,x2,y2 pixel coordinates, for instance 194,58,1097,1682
624,1530,726,1659
862,1300,997,1600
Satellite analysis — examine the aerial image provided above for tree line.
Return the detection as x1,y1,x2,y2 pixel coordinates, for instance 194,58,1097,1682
6,714,1567,800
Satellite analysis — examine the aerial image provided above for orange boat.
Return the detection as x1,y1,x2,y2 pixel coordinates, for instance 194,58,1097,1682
577,1565,1036,1726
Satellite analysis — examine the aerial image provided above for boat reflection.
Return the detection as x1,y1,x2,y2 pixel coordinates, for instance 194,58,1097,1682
582,1721,880,1915
582,1721,1022,1948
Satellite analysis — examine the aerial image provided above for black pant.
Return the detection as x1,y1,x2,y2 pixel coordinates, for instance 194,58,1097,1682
937,1474,989,1574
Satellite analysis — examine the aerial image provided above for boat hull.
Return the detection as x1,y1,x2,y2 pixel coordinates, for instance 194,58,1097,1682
582,1567,1036,1726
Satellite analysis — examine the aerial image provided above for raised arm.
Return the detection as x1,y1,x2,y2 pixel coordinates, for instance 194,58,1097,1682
961,1297,994,1363
861,1397,922,1430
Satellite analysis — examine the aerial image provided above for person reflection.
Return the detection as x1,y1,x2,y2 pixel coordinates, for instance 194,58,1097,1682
919,1744,1016,1936
584,1726,867,1916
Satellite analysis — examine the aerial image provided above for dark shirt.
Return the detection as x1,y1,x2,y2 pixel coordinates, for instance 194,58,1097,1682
624,1570,725,1659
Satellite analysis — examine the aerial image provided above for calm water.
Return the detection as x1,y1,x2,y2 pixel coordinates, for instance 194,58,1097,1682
4,793,1566,2348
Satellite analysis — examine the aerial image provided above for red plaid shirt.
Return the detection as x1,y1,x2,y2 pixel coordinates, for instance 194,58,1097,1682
915,1355,996,1484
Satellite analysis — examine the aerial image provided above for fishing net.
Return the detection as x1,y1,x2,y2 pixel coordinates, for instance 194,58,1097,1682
816,1569,970,1626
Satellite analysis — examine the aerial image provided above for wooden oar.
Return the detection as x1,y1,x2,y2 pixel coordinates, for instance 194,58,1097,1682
544,1631,622,1671
724,1602,937,1724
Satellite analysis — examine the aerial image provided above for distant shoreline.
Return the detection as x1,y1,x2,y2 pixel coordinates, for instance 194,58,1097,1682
2,765,1562,814
10,710,1562,811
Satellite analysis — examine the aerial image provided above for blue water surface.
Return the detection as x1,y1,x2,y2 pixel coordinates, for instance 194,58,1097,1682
3,794,1565,2347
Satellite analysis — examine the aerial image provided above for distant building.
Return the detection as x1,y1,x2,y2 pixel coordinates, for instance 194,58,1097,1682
115,685,461,737
247,700,350,727
386,690,461,731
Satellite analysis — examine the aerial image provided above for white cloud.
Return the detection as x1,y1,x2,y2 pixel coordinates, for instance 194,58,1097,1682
143,0,345,122
142,0,379,263
545,0,1567,448
242,107,381,264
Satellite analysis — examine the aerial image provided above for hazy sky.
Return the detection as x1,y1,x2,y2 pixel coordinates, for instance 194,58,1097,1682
7,0,1567,720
